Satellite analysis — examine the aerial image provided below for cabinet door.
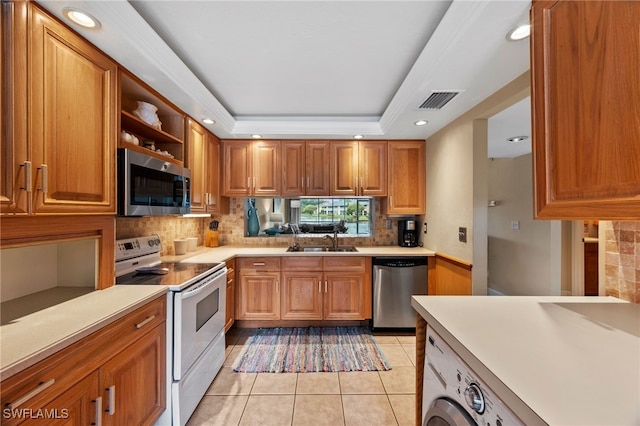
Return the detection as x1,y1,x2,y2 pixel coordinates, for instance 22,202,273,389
206,132,229,214
236,272,281,320
252,140,281,196
186,118,207,212
21,372,100,426
359,141,387,196
281,271,324,320
225,258,236,331
1,1,29,215
29,5,117,214
531,0,640,219
306,141,331,196
330,141,358,196
100,324,166,426
323,272,367,320
222,140,252,196
386,141,426,214
282,141,306,196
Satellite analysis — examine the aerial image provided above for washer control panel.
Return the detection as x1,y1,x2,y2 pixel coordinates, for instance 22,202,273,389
425,326,523,426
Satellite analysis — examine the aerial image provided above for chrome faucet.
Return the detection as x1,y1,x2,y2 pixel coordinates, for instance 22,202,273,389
323,229,339,249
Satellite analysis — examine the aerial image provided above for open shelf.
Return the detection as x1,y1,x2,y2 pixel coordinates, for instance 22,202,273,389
120,142,184,166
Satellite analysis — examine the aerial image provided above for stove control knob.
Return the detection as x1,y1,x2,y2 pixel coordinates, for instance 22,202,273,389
464,382,485,414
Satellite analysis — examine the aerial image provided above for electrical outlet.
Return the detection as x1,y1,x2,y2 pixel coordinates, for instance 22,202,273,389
385,219,391,229
423,222,427,234
458,227,467,243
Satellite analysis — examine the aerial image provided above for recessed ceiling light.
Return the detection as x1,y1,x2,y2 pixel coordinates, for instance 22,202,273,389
251,134,262,139
62,8,101,29
414,120,428,126
202,118,215,125
506,23,530,41
353,135,363,139
506,136,528,144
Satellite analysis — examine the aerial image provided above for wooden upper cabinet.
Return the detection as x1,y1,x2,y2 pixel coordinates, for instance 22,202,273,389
1,1,29,215
186,118,207,211
252,140,281,196
222,140,281,196
359,141,387,196
306,141,331,196
531,0,640,219
222,140,252,196
386,140,426,214
281,141,306,197
2,3,117,215
206,132,229,214
330,141,358,196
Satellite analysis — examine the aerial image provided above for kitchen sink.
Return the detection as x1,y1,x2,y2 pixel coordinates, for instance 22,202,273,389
286,245,358,252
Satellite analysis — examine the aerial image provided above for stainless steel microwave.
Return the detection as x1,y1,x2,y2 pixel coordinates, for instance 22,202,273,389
117,148,191,216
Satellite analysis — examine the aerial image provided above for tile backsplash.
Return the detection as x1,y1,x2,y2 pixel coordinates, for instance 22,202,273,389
602,221,640,303
116,198,414,255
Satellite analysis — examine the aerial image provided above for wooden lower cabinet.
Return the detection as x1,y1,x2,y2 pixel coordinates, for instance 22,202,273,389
20,372,100,426
100,325,165,426
236,257,281,320
0,297,166,426
224,258,236,331
280,256,371,321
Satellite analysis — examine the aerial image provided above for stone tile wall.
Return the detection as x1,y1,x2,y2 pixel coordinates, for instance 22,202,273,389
116,198,412,256
602,221,640,303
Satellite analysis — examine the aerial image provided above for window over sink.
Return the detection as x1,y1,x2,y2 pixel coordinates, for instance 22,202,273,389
246,198,373,237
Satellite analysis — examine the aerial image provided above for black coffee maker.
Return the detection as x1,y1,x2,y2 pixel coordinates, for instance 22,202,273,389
398,219,419,247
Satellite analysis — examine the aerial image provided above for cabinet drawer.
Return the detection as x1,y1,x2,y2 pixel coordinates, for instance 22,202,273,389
323,256,366,272
238,257,281,271
281,256,323,271
0,297,166,419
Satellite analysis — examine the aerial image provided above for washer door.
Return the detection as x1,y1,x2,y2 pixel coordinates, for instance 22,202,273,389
423,398,476,426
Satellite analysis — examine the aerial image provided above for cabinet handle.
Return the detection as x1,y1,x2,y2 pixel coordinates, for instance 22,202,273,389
247,177,251,190
324,281,328,293
135,315,156,329
205,193,210,205
227,268,235,274
360,176,363,194
253,177,256,190
227,278,234,285
318,281,322,293
21,161,32,192
92,396,103,426
106,385,116,415
38,164,48,194
301,177,304,189
6,379,55,409
253,262,266,266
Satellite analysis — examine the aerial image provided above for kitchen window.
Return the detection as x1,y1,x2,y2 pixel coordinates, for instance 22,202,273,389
246,198,373,237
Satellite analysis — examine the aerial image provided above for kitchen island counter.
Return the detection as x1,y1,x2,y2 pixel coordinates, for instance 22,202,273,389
0,285,167,380
411,295,640,425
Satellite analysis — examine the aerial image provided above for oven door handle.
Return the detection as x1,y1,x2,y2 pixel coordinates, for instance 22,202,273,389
181,276,222,300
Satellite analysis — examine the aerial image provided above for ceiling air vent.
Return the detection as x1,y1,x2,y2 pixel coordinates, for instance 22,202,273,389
418,91,460,110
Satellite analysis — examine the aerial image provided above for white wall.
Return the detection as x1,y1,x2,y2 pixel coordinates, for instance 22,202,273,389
423,72,530,295
487,154,566,296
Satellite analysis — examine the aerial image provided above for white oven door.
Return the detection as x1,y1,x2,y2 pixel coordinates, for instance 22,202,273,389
173,267,226,380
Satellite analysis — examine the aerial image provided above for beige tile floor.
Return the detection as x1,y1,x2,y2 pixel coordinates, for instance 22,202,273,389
187,328,417,426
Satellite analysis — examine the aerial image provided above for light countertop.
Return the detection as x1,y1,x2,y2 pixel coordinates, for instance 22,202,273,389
411,295,640,426
165,245,436,264
0,285,167,380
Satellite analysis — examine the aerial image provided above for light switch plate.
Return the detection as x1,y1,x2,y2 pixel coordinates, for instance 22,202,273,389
458,227,467,243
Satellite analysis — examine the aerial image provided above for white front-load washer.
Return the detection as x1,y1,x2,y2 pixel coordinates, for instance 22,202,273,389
422,326,523,426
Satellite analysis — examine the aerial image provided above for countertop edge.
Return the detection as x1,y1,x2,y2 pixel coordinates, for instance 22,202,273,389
0,286,168,381
167,245,436,264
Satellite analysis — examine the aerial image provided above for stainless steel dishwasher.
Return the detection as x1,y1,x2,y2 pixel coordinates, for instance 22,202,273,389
372,257,428,329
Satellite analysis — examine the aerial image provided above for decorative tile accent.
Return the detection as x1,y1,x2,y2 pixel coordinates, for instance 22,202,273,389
602,221,640,304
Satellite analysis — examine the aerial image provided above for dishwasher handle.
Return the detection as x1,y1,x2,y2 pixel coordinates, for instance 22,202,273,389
372,256,428,268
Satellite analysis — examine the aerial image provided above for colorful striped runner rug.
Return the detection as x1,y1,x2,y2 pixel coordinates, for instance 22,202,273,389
232,327,392,373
